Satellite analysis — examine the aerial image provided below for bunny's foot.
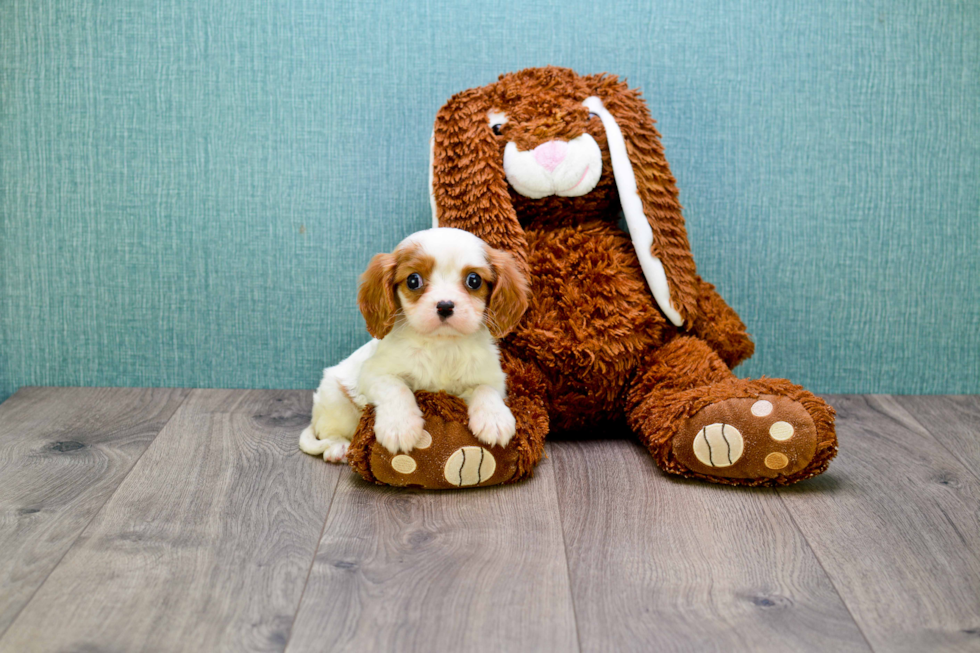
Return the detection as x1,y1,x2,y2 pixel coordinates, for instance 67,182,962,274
671,394,825,482
627,337,837,486
633,378,837,487
347,390,547,489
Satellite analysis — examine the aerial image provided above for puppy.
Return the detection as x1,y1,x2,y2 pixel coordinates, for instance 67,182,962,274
299,227,529,462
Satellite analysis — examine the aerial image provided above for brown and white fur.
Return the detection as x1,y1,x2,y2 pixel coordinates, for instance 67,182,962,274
299,228,528,462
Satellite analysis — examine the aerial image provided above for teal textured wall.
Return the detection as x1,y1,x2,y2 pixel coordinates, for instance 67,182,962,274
1,0,978,403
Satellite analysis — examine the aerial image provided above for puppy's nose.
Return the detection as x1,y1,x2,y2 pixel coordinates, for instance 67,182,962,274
533,140,568,172
436,300,455,319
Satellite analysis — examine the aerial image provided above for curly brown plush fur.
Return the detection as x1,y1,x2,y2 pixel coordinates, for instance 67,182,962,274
351,66,836,488
430,66,836,486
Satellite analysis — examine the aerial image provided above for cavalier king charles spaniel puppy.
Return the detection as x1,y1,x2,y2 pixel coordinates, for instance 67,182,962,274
299,228,529,462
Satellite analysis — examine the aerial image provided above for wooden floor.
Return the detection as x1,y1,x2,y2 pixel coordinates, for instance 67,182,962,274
0,388,978,652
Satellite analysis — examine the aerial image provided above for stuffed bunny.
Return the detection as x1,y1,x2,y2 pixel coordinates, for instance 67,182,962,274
346,66,837,488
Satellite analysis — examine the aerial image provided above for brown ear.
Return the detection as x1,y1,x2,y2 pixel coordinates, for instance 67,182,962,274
357,253,398,339
585,74,701,328
431,86,528,268
486,247,530,338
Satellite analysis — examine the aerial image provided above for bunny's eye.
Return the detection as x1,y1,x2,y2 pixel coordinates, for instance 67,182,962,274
487,111,508,136
406,273,424,291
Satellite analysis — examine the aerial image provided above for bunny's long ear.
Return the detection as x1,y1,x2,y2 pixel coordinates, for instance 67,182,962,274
486,247,530,338
583,78,700,328
431,87,528,266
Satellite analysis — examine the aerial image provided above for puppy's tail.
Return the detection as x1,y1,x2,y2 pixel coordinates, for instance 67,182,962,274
299,425,332,455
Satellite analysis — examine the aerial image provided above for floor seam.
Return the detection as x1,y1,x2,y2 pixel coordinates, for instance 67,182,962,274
774,486,877,653
550,443,586,653
878,395,980,485
282,466,343,653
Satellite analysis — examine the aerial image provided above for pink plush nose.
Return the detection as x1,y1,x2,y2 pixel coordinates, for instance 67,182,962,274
533,140,568,172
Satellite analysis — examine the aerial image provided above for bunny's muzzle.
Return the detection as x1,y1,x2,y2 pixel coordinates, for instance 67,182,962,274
503,133,603,199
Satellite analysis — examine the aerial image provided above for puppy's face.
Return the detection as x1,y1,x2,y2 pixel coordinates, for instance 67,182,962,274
358,228,528,340
394,232,491,337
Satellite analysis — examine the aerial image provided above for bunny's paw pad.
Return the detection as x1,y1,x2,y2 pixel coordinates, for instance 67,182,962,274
367,417,516,489
673,396,817,479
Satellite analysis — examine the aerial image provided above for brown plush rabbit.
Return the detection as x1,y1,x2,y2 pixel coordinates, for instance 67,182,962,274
347,66,837,488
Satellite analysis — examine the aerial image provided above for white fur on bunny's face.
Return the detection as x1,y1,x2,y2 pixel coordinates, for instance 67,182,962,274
502,134,603,199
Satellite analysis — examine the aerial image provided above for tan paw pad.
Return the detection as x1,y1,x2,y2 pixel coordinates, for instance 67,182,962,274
765,452,789,470
444,446,496,487
391,455,417,474
769,421,794,441
415,430,433,449
692,424,744,467
751,400,773,417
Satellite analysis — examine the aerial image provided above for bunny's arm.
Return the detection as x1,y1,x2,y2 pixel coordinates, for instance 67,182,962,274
687,276,755,369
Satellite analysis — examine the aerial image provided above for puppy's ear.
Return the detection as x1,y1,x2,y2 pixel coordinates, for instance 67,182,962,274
431,86,528,268
486,247,530,338
357,253,398,339
582,74,700,329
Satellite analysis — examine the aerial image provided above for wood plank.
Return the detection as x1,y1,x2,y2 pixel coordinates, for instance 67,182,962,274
894,395,980,479
778,395,980,652
551,438,870,653
0,389,341,653
286,453,579,653
0,386,188,636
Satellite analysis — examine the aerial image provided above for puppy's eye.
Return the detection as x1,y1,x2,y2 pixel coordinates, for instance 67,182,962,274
588,112,598,120
491,123,503,136
465,273,482,290
406,273,424,291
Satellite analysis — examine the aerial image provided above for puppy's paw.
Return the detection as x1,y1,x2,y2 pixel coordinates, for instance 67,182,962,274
374,407,425,454
300,426,351,463
322,439,349,463
468,391,516,449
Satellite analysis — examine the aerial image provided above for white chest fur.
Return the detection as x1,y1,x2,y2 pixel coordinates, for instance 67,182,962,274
361,325,507,399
